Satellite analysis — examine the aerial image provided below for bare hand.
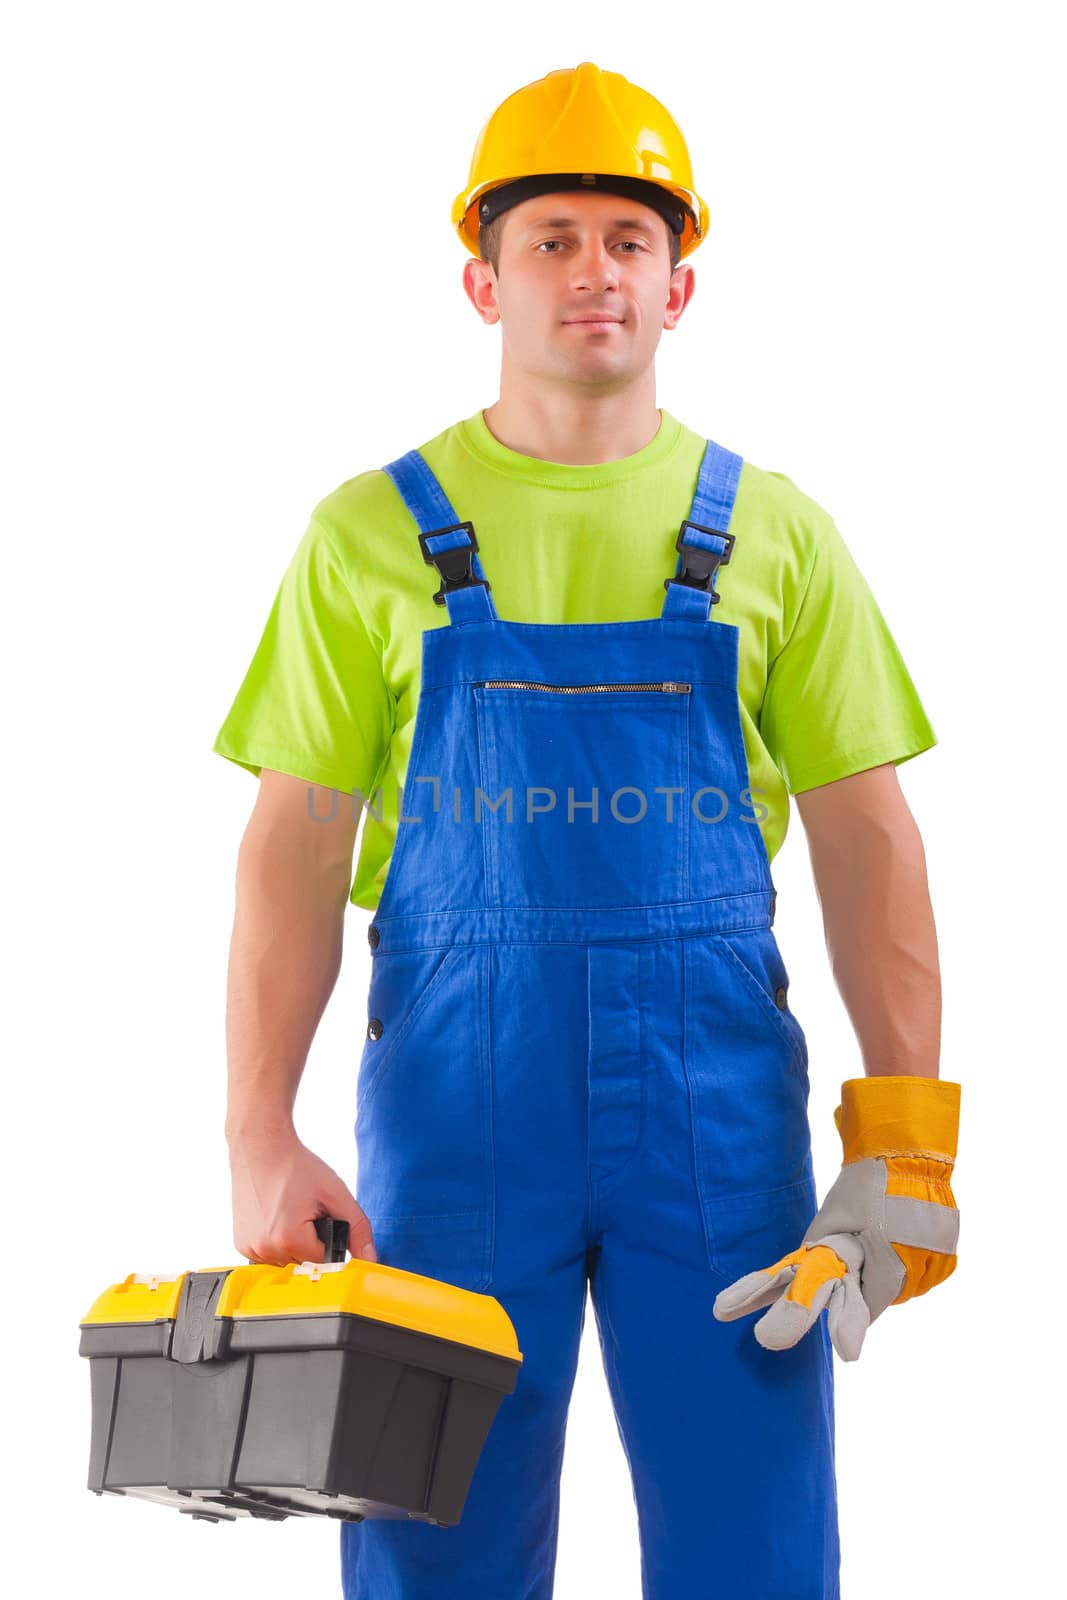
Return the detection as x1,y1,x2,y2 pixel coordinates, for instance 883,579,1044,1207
228,1127,377,1266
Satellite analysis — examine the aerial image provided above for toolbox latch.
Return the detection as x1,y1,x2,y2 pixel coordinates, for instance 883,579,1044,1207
172,1271,232,1364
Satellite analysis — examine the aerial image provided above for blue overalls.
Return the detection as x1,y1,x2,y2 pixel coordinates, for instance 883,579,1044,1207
342,439,841,1599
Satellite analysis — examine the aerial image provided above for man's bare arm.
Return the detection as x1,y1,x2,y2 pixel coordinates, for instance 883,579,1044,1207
223,769,377,1264
795,763,941,1080
224,769,357,1139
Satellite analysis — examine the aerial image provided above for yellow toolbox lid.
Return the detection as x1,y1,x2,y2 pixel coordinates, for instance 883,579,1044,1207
81,1257,522,1363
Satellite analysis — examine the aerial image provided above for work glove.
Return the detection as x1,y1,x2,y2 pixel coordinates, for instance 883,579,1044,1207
712,1075,961,1361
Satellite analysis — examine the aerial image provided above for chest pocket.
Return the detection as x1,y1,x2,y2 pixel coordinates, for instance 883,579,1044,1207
474,679,691,909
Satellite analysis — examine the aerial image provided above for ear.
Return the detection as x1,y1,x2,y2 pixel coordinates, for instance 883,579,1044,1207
663,263,696,331
463,258,501,326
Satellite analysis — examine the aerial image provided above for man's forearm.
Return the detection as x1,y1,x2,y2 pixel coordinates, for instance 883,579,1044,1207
223,829,348,1144
799,767,941,1079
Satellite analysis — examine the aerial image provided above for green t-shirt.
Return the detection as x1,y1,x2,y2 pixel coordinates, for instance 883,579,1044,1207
212,408,936,910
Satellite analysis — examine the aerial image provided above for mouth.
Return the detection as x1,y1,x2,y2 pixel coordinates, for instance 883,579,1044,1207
563,317,624,327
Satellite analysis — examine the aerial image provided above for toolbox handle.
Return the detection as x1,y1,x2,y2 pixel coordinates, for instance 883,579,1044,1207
313,1216,350,1263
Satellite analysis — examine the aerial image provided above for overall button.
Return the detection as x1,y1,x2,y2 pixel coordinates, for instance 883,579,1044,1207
368,925,380,950
367,1018,383,1041
774,985,788,1010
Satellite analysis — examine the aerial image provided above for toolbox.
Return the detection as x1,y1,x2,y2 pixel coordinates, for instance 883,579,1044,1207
79,1218,523,1526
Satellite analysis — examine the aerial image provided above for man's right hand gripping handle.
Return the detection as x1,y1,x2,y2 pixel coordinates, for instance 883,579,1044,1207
228,1125,378,1267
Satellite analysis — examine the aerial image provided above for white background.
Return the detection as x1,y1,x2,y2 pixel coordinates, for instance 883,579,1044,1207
3,3,1062,1594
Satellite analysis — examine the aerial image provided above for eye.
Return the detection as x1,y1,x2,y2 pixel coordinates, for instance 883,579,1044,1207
534,239,646,254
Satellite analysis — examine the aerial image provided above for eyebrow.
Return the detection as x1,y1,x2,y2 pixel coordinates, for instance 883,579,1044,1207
520,215,658,236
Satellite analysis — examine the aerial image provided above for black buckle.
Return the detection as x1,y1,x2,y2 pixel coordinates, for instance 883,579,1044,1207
418,521,492,607
664,520,735,603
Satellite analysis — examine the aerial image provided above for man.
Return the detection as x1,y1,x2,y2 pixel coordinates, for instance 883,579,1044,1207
214,63,961,1600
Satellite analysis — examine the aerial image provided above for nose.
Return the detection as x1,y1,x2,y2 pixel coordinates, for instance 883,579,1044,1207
570,236,620,294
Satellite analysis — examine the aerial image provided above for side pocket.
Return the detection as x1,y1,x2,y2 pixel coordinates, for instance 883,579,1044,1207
682,935,814,1282
357,946,463,1115
716,928,808,1080
354,943,494,1294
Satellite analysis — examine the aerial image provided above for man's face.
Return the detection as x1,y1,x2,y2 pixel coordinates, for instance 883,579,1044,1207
465,189,694,390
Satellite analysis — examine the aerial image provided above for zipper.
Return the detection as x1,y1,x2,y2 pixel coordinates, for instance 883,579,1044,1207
474,679,691,694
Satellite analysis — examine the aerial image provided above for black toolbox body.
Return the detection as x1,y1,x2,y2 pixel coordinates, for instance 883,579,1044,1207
80,1232,523,1526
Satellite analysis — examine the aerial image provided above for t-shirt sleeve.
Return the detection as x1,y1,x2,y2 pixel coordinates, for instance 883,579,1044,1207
759,510,937,794
211,513,393,798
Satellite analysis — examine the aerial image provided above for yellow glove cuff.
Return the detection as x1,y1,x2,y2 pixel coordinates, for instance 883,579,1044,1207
832,1075,960,1165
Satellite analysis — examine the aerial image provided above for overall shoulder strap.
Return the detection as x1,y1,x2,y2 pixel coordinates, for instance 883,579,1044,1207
381,448,498,624
661,439,744,621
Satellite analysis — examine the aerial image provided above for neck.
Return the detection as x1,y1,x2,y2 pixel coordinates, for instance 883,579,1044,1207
483,377,661,465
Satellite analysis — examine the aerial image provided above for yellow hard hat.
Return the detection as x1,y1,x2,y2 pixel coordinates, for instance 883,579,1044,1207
451,62,709,262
